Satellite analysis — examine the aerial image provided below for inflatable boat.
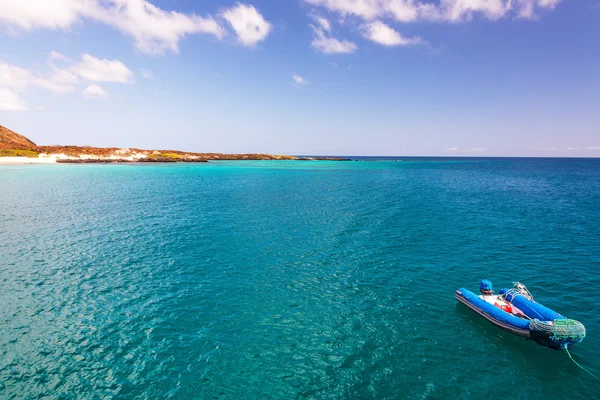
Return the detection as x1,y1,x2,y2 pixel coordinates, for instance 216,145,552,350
456,280,585,349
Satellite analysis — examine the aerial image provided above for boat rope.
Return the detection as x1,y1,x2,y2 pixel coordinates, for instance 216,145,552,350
565,345,600,382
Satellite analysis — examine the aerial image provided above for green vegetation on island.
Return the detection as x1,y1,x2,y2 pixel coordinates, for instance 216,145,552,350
0,149,39,158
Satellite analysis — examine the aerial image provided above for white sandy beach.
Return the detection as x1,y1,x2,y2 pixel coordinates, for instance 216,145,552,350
0,152,151,164
0,155,60,164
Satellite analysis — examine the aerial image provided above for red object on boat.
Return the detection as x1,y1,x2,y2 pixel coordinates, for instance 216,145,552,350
494,302,513,313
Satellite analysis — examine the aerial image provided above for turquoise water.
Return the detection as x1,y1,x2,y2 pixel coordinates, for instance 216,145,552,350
1,159,599,399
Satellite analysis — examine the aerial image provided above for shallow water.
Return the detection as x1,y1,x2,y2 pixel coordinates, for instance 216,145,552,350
1,159,599,399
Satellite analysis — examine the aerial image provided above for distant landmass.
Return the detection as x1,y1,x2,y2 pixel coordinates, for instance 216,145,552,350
0,125,348,163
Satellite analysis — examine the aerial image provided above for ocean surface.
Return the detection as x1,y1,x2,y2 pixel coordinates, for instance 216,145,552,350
1,158,599,399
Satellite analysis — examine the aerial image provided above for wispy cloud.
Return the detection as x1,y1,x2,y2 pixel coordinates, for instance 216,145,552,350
360,20,424,47
0,87,29,111
47,50,70,63
444,147,459,151
304,0,561,23
0,51,134,110
140,68,153,79
292,74,309,85
586,146,600,150
309,14,357,54
0,61,76,94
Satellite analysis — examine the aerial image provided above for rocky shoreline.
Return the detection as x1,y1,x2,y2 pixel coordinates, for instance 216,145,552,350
55,156,349,163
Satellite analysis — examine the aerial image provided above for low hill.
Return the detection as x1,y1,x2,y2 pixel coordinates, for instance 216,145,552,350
0,125,37,150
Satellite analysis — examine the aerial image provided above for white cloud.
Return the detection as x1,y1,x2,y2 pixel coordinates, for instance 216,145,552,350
467,147,488,152
0,62,75,94
440,0,510,22
539,147,556,151
444,147,459,151
83,83,109,99
0,63,32,90
304,0,562,23
567,147,579,150
312,34,358,54
309,12,332,31
586,146,600,150
292,74,309,85
0,52,135,108
71,54,133,83
221,3,272,47
140,68,153,79
94,0,226,54
360,20,423,46
0,0,84,30
0,87,29,110
304,0,384,20
309,21,357,54
0,0,229,54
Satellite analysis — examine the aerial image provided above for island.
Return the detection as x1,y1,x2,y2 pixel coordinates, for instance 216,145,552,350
0,125,349,163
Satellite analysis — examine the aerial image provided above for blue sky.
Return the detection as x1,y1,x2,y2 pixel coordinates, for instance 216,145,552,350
0,0,598,156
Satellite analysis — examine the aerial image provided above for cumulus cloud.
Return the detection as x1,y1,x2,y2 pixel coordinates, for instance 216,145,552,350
292,74,309,85
83,83,109,99
0,0,85,30
0,0,276,54
0,87,29,110
93,0,226,54
221,3,272,46
71,54,133,83
360,20,423,46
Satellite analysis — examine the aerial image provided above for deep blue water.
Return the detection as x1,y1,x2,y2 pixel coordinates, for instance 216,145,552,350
1,158,599,399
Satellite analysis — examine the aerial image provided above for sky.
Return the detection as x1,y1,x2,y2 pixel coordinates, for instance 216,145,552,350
0,0,598,156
